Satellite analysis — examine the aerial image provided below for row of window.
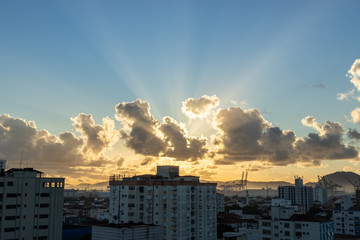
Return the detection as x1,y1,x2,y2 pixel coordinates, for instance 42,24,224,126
4,225,48,232
1,193,50,198
4,203,49,209
42,182,63,188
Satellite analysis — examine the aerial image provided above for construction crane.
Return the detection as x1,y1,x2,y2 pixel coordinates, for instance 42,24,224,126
244,171,248,190
318,175,342,196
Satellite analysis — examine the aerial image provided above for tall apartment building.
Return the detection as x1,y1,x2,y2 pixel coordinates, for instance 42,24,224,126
0,167,64,240
278,177,314,212
109,165,217,240
313,184,328,204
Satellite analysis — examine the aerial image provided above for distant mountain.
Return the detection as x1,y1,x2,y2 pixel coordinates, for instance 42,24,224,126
66,171,360,193
320,171,360,193
217,180,292,190
66,181,109,190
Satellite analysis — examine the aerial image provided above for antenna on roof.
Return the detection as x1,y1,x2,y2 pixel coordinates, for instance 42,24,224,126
19,149,23,168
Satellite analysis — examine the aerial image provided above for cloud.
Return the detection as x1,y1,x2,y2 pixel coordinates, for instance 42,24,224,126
140,157,155,166
0,114,117,179
182,95,219,118
212,107,269,157
349,59,360,91
338,59,360,101
295,117,357,161
116,99,209,161
337,89,355,101
301,116,344,136
71,113,119,155
351,108,360,124
115,99,165,156
117,157,125,167
212,107,358,166
348,128,360,140
300,83,325,89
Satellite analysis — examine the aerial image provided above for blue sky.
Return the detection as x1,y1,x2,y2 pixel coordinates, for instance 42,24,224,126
1,1,360,183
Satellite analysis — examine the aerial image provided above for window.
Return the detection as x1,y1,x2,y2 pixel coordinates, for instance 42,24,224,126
0,182,3,187
6,193,18,198
262,221,271,226
6,205,17,209
40,204,49,208
4,228,16,232
7,181,13,186
40,193,50,197
39,214,48,218
5,216,16,220
39,225,48,229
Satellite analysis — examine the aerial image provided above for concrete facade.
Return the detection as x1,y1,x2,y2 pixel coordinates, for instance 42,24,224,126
109,165,217,240
0,168,64,240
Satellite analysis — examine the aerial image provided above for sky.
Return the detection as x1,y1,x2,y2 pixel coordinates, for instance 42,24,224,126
1,0,360,186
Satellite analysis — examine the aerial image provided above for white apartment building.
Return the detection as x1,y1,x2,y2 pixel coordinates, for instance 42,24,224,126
259,207,334,240
278,177,314,212
313,185,328,205
109,165,217,240
0,167,64,240
333,209,360,236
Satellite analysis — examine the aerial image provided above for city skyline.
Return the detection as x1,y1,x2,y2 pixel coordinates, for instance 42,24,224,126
1,1,360,185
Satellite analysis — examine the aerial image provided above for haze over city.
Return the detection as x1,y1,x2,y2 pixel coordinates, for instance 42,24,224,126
1,1,360,186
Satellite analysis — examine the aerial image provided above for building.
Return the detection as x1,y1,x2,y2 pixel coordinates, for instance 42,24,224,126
338,195,356,210
333,209,360,236
217,193,225,213
314,184,328,204
109,165,217,240
278,177,314,212
0,159,6,171
0,168,64,240
92,224,163,240
259,207,334,240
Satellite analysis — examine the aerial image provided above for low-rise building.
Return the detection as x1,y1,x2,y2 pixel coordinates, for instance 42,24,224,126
333,209,360,237
92,224,163,240
259,206,334,240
